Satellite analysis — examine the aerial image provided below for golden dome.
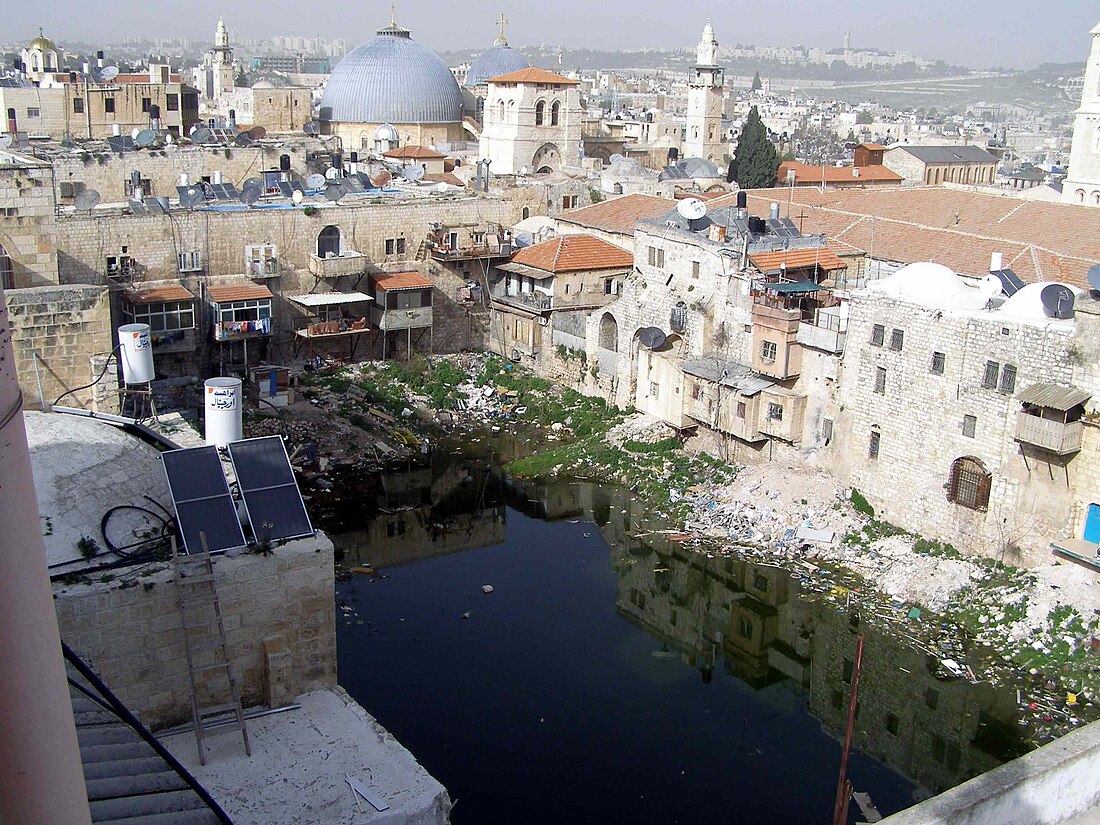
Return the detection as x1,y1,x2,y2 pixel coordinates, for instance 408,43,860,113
27,30,57,52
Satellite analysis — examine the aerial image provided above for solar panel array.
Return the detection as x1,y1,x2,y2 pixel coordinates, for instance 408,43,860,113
162,446,246,554
992,268,1025,297
106,135,135,153
129,200,148,215
227,437,313,544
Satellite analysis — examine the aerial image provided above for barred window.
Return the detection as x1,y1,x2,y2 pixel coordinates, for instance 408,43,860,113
962,414,977,438
947,456,991,511
874,366,886,395
999,364,1017,394
982,360,1000,389
889,329,904,351
868,427,881,459
870,324,885,346
761,340,777,362
931,351,945,374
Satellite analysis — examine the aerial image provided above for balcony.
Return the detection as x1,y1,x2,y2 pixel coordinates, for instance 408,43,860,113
1015,411,1083,455
491,289,552,312
308,252,367,278
245,260,279,280
373,305,433,332
214,317,272,342
431,242,512,262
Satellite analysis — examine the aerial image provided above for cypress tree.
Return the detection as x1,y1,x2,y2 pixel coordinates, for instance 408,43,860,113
733,106,779,190
750,71,762,92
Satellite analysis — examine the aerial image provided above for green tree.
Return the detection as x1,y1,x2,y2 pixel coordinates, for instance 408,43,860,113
856,109,874,125
750,71,762,92
732,106,779,190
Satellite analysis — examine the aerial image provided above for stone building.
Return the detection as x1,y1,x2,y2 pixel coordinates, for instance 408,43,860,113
883,145,998,186
479,68,583,175
192,19,237,102
1062,20,1100,207
684,22,726,163
319,18,469,152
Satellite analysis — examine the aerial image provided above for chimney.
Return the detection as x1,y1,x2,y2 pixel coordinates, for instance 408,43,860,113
96,50,105,69
6,108,17,137
990,252,1003,272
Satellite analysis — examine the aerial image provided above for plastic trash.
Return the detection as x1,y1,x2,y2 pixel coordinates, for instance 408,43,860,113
482,585,494,594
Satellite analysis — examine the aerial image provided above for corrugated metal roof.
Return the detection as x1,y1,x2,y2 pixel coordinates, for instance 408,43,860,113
207,284,273,302
288,292,372,307
681,356,774,396
1017,383,1091,411
888,145,998,164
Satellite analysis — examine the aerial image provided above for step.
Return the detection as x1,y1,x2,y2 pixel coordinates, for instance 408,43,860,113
89,789,209,821
176,573,216,586
85,769,188,801
93,807,222,825
182,617,221,630
78,723,139,748
81,756,169,781
80,740,155,765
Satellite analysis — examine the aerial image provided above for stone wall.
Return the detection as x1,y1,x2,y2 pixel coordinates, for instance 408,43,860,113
55,537,337,729
0,158,59,288
5,284,116,411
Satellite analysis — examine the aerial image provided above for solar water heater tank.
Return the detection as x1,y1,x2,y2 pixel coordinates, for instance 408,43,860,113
204,377,243,447
118,323,155,384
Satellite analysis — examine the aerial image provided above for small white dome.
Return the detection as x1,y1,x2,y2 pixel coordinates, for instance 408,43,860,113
875,261,988,309
999,281,1081,322
252,80,275,89
375,123,399,142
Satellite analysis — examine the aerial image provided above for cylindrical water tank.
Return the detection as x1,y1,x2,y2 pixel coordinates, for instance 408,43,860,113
117,324,155,384
204,377,242,447
213,170,223,185
179,172,189,186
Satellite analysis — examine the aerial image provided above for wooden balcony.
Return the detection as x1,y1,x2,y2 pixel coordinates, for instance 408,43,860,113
1015,411,1083,455
308,252,367,278
431,242,512,262
372,306,433,332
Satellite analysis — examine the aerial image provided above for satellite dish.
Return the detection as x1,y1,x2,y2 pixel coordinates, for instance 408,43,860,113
979,274,1003,300
638,327,667,350
242,176,263,193
190,127,212,144
164,132,173,144
401,165,425,182
324,167,339,180
73,189,101,211
292,189,304,204
609,153,624,164
100,65,119,81
1040,283,1075,320
372,170,392,188
303,120,319,135
134,129,157,148
234,132,254,148
305,173,326,189
180,186,204,208
1088,264,1100,294
676,198,708,222
131,128,141,140
240,181,263,205
520,166,529,176
324,182,346,201
249,126,267,140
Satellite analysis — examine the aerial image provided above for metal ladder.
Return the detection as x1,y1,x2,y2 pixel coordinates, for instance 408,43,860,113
173,534,251,765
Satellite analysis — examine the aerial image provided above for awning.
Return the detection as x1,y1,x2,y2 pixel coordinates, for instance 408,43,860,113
494,262,557,281
761,279,825,295
749,247,846,273
1017,383,1090,411
680,356,774,396
288,292,373,308
123,284,195,304
208,284,273,303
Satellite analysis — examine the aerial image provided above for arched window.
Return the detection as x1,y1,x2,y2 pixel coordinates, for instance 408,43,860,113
599,313,618,351
1077,189,1086,203
1093,191,1100,206
947,456,991,511
691,127,699,140
0,242,13,290
551,100,560,126
535,100,545,126
317,225,341,257
521,206,530,220
497,100,505,121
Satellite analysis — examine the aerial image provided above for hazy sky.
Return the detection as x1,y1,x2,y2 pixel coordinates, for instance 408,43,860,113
9,0,1099,69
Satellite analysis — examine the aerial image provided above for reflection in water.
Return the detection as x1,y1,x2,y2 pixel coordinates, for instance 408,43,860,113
329,447,1030,821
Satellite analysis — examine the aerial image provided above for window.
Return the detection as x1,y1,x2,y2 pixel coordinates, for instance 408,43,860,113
752,572,770,593
767,403,783,421
874,366,886,395
692,261,700,279
962,414,977,438
551,100,560,126
217,298,271,323
0,242,13,291
738,615,754,640
649,381,660,400
870,324,885,346
104,97,115,114
562,195,578,209
886,713,900,736
26,107,40,118
384,238,406,256
124,299,195,332
889,329,904,351
761,340,777,362
947,456,991,511
166,93,179,111
564,283,570,295
736,402,746,419
73,98,84,114
141,97,152,113
245,244,278,276
982,360,1000,389
842,658,854,683
177,251,202,272
521,206,530,220
58,181,85,200
999,364,1017,394
647,246,665,268
931,351,946,374
124,176,152,198
691,384,703,400
869,428,880,459
105,254,134,279
535,100,545,126
822,418,833,445
604,278,614,295
831,690,844,711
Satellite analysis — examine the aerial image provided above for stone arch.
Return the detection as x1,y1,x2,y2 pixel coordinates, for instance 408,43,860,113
947,455,991,511
1093,191,1100,206
317,225,341,257
532,142,561,174
535,99,546,126
599,312,619,351
1077,189,1086,203
551,100,561,127
586,144,612,165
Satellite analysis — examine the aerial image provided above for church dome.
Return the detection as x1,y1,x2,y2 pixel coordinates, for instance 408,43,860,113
252,79,275,89
465,43,530,88
320,23,462,124
27,33,57,52
375,123,399,142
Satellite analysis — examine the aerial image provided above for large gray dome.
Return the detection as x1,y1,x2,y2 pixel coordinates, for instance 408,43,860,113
320,24,463,124
465,43,530,88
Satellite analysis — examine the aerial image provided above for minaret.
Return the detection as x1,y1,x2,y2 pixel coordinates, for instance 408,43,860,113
684,22,725,162
211,18,235,99
1062,20,1100,207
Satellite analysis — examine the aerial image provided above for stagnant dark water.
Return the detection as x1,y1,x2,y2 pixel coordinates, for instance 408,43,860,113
325,448,1029,824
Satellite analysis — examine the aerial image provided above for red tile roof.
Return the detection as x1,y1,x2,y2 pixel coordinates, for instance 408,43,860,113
487,67,579,85
556,193,675,236
207,284,273,303
373,271,433,291
124,284,194,304
777,161,903,185
749,248,847,273
383,146,445,160
422,172,466,187
511,234,633,273
708,187,1100,289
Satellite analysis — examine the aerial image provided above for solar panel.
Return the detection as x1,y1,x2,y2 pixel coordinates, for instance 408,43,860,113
355,173,374,189
106,135,134,153
145,197,167,214
129,200,149,215
767,219,791,238
162,446,246,554
277,180,294,197
992,268,1025,297
221,183,240,200
732,218,750,236
227,437,313,544
343,175,365,193
780,218,801,237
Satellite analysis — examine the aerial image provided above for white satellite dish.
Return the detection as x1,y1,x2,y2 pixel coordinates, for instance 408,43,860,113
520,166,529,176
131,128,141,140
979,274,1003,301
292,189,304,204
164,132,173,145
100,65,119,81
324,167,339,180
676,197,708,222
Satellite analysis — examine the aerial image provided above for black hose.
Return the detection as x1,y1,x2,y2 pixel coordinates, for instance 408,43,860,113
53,345,121,408
100,504,172,560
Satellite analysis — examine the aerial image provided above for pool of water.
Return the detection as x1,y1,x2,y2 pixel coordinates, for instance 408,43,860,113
330,455,1029,824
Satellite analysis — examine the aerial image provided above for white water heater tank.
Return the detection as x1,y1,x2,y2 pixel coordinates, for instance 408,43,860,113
204,377,243,447
117,324,155,384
